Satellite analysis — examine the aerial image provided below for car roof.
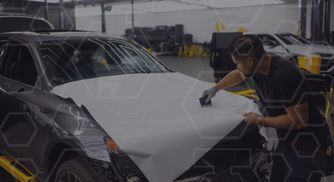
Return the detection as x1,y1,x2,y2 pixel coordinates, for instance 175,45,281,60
0,13,53,24
0,31,125,43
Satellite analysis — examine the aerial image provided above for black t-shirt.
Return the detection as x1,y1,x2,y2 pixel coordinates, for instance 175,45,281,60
252,55,330,150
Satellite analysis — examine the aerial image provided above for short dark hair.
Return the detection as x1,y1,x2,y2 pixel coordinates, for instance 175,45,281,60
229,34,265,59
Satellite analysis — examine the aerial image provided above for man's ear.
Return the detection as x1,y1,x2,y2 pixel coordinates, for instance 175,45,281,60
247,57,254,65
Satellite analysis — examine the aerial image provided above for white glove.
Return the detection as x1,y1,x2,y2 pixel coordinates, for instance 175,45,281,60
202,86,219,103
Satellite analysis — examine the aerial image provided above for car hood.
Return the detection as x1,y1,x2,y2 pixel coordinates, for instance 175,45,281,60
307,44,334,50
51,72,259,182
286,45,334,58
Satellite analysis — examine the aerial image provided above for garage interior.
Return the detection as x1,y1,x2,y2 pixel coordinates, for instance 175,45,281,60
0,0,333,181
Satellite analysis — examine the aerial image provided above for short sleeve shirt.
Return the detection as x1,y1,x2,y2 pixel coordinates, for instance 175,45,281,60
252,56,308,116
252,56,327,149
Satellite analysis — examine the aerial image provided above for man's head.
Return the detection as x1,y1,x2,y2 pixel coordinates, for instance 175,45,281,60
229,35,266,77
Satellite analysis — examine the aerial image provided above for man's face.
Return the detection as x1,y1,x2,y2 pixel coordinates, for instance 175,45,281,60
232,55,256,78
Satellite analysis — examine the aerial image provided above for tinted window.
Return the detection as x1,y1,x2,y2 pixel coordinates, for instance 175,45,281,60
39,39,169,85
1,44,38,86
0,17,52,32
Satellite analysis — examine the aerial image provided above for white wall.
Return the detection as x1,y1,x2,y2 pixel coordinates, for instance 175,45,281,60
76,3,300,43
306,0,312,39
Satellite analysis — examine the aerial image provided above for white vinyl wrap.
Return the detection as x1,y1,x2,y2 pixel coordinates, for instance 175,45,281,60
52,73,261,182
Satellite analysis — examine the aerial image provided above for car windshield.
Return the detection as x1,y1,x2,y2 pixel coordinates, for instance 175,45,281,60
276,34,309,45
39,38,169,85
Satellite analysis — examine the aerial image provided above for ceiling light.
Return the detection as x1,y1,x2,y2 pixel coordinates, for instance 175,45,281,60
180,0,284,8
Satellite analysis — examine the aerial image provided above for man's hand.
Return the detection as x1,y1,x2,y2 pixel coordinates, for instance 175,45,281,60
243,112,264,126
202,87,219,103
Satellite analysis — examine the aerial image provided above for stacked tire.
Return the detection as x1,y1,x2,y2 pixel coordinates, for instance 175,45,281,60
174,24,184,44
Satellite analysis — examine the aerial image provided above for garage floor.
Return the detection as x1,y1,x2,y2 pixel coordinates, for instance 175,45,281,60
158,56,215,83
0,56,333,181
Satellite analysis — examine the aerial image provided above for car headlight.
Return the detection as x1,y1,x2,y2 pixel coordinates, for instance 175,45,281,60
69,106,101,135
104,136,121,154
69,107,146,181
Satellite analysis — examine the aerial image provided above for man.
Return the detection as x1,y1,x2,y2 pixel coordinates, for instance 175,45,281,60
91,47,111,72
202,35,332,182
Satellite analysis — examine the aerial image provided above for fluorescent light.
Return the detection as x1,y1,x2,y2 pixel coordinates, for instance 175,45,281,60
75,0,284,17
180,0,284,8
134,1,205,13
29,0,74,2
76,1,206,17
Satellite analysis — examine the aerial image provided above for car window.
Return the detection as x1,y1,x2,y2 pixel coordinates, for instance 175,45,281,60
39,39,169,86
0,43,38,86
0,41,8,73
258,34,280,47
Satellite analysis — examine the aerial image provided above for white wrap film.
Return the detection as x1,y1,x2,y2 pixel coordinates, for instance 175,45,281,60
52,73,260,182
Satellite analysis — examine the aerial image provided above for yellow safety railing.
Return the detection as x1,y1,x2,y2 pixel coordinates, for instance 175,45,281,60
0,155,37,182
178,44,210,59
230,89,258,100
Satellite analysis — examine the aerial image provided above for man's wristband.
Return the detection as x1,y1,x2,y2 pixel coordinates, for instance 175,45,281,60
257,116,266,127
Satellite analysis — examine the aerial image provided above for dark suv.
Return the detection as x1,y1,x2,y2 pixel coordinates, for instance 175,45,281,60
0,31,267,182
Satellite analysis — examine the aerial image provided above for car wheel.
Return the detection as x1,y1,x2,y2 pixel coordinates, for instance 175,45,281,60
55,157,96,182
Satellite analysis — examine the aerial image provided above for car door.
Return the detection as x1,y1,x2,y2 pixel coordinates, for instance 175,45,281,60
0,39,44,175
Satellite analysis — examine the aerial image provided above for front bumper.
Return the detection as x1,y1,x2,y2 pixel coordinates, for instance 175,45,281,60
87,158,148,182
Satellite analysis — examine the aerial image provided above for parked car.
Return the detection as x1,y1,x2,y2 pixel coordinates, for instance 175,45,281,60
0,31,268,182
0,13,54,33
249,33,334,75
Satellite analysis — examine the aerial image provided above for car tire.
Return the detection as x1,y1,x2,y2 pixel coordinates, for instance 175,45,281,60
55,157,96,182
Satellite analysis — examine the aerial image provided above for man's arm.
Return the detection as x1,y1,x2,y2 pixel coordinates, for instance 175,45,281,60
215,69,247,90
244,102,308,129
202,69,247,102
264,102,308,129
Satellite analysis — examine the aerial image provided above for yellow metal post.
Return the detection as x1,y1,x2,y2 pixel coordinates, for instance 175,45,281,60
0,155,37,182
216,22,221,32
230,89,258,100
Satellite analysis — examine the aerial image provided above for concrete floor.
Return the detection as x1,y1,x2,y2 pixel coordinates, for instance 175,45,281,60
158,55,215,83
